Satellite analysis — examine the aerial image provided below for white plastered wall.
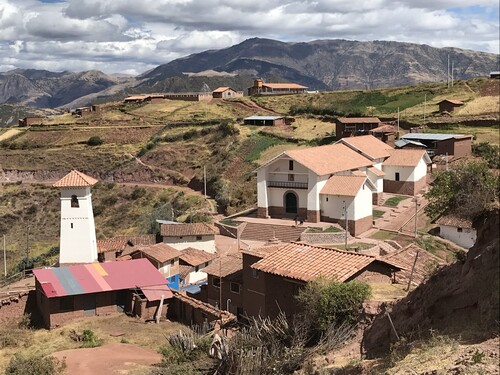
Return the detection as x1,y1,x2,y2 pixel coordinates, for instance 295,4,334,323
383,157,426,182
163,235,216,253
59,186,98,264
439,225,477,249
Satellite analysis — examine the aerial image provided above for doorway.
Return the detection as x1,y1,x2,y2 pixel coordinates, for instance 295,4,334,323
284,192,298,214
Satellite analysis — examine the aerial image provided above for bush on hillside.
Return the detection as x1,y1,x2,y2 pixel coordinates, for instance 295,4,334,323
472,142,500,169
296,278,372,333
5,354,66,375
86,136,103,146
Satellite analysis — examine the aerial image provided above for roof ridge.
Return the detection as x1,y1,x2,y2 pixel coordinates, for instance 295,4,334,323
289,241,375,258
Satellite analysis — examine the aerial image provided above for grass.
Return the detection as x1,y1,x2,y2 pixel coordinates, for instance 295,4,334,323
306,226,342,233
373,209,385,219
243,134,282,162
369,282,407,301
368,230,398,241
426,124,500,145
384,195,410,207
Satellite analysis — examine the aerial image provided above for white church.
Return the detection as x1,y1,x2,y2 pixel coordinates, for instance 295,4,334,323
53,170,99,265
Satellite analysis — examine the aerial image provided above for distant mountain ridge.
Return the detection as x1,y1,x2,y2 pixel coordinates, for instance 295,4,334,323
0,38,498,112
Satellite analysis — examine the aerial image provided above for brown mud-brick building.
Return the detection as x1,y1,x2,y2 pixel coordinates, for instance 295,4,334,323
33,259,172,328
437,99,464,113
243,116,286,126
335,117,382,140
248,79,308,96
212,87,244,99
18,117,44,126
400,133,472,158
242,242,401,319
200,254,243,319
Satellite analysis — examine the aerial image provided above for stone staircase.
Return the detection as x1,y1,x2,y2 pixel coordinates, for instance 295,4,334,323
237,221,306,243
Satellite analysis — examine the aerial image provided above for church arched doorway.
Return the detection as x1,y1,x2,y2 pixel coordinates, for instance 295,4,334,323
284,191,298,214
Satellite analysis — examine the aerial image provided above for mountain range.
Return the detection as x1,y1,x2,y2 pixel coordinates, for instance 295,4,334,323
0,38,498,113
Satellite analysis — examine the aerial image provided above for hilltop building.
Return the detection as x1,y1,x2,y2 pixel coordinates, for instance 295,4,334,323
248,79,308,96
400,133,472,158
18,117,44,127
256,135,430,234
437,99,464,113
53,170,99,265
212,87,243,99
436,215,477,249
335,117,382,140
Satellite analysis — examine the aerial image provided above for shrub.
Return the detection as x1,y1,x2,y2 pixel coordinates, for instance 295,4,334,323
296,278,371,333
86,136,103,146
80,329,103,348
130,187,147,200
5,354,66,375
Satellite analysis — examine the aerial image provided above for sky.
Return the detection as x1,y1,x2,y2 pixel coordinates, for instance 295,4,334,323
0,0,498,76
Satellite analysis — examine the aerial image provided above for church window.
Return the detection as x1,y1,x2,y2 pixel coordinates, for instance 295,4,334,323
71,195,79,208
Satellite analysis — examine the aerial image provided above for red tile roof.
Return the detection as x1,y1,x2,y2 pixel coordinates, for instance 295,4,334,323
240,243,284,259
436,215,473,229
284,143,373,176
160,223,218,237
203,254,242,277
439,99,464,105
370,124,397,133
134,243,181,263
251,242,399,282
337,117,381,124
179,247,217,266
339,135,393,160
368,166,385,177
213,86,232,93
53,170,98,188
383,149,429,167
263,83,308,89
97,235,156,254
320,175,367,197
33,259,171,300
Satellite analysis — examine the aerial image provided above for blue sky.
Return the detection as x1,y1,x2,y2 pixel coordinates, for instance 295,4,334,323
0,0,498,74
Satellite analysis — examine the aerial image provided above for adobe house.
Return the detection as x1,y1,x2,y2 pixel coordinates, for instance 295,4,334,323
382,149,431,196
438,99,464,113
18,117,44,127
242,242,401,319
335,117,381,140
97,234,156,262
129,243,181,289
369,124,397,146
247,79,308,96
179,247,217,287
400,133,472,158
164,92,213,101
436,215,477,249
124,95,150,103
160,223,218,253
212,87,244,99
33,258,172,328
200,254,244,319
243,116,286,126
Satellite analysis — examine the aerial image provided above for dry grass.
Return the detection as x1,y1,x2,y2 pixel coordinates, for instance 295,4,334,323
256,143,306,165
43,113,77,125
456,95,500,116
0,129,23,141
0,314,186,373
426,124,500,145
369,282,407,301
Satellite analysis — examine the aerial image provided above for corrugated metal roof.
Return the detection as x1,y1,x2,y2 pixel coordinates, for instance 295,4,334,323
33,259,169,299
244,116,284,121
401,133,460,141
395,139,427,148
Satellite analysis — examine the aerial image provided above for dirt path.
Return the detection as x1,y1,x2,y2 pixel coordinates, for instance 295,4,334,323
0,129,22,142
52,343,162,375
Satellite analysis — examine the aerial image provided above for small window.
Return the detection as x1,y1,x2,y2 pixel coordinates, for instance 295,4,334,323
326,197,329,202
289,160,294,171
71,195,79,208
252,269,259,279
196,235,202,241
170,259,175,265
179,236,183,239
70,223,73,229
230,282,240,294
395,172,400,181
288,174,294,182
213,277,221,288
457,227,463,233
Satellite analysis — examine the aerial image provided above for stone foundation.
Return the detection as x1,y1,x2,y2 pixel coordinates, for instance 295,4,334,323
268,206,307,220
320,215,373,236
383,176,427,196
307,210,320,223
257,207,268,218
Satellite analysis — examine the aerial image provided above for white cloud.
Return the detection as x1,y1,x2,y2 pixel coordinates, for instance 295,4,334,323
0,0,497,75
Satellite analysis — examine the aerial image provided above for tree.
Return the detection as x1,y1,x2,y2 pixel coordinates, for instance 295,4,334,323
425,159,499,219
472,142,500,169
296,278,371,333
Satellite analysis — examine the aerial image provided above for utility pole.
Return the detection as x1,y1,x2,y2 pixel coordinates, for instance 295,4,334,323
343,201,348,250
451,60,454,87
423,94,427,123
397,107,400,138
3,235,6,277
414,197,418,238
26,225,30,259
203,166,207,199
447,54,450,88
